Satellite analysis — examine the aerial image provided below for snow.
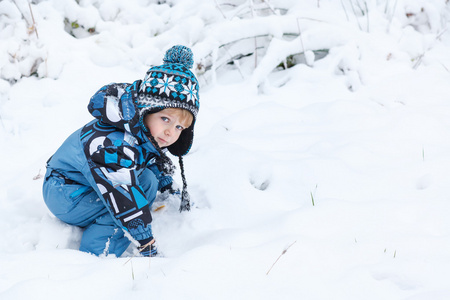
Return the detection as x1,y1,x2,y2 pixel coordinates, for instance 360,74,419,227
1,0,450,299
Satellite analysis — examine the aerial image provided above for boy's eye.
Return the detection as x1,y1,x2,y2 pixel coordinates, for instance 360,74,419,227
161,117,169,122
176,125,185,130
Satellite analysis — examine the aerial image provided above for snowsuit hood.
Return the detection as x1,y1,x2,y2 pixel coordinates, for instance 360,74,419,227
88,80,148,145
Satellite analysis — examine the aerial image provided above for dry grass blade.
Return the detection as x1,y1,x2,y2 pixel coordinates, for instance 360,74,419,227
28,2,39,39
266,241,297,275
123,239,155,265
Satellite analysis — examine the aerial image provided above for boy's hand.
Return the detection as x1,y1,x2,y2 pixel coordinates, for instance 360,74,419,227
159,183,190,212
159,184,182,203
160,183,180,195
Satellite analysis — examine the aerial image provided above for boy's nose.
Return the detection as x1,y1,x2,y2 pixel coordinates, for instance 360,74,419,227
164,128,172,136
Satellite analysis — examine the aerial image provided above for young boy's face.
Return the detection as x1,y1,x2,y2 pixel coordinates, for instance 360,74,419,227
144,109,192,148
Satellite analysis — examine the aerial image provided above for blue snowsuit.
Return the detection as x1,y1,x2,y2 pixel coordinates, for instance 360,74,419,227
43,81,172,257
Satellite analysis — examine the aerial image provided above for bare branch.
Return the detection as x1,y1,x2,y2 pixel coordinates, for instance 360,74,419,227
28,2,39,39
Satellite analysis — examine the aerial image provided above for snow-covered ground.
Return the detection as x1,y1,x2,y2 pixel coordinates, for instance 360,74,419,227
1,0,450,299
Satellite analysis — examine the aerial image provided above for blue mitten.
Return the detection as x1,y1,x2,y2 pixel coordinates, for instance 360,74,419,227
160,184,179,195
159,183,190,212
159,183,181,201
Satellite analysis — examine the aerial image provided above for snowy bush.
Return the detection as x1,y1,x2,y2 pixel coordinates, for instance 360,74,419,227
1,0,449,89
0,0,43,82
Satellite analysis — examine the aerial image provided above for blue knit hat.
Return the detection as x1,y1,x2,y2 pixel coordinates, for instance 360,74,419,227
137,45,200,156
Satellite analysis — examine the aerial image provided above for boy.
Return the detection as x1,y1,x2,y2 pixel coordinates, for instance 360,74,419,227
42,45,200,257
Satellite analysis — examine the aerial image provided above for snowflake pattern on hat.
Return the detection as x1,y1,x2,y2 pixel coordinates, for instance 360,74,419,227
145,72,197,103
139,59,200,114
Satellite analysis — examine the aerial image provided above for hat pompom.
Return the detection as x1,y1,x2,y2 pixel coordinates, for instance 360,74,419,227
163,45,194,69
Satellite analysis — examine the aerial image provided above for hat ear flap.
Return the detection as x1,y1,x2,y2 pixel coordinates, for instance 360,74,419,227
168,125,194,156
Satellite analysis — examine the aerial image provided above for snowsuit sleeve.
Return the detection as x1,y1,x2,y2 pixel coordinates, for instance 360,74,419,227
82,124,155,242
147,161,173,191
80,81,160,242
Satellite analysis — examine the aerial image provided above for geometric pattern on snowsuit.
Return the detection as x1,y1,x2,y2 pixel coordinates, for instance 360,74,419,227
80,81,172,241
